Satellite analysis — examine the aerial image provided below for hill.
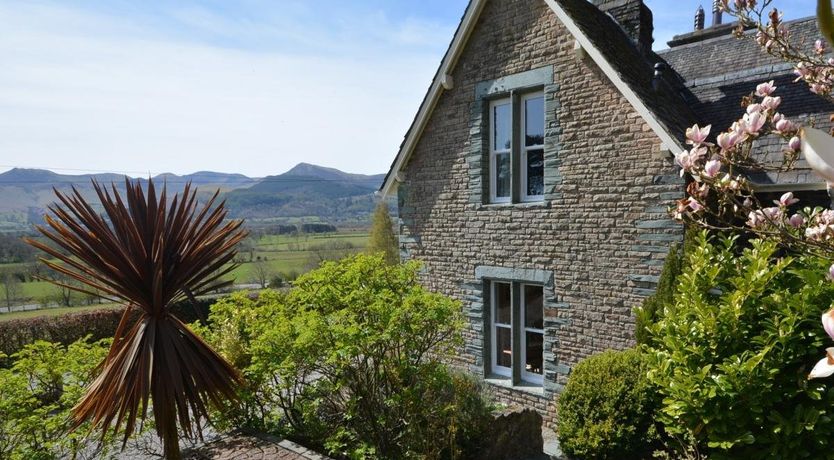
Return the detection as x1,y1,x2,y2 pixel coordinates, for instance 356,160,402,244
0,164,383,232
223,163,384,221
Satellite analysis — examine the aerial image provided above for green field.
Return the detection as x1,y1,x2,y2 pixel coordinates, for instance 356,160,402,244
0,303,122,322
230,231,369,283
0,230,370,313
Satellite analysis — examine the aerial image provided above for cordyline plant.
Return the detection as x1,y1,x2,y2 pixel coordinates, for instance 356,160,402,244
25,178,247,460
674,0,834,381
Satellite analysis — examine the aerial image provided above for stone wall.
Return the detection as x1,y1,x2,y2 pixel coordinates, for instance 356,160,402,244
396,0,683,423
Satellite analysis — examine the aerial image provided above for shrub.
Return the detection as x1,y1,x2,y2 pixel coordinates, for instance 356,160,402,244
0,337,113,459
0,298,213,366
197,255,492,459
557,348,660,459
646,232,834,458
634,239,688,345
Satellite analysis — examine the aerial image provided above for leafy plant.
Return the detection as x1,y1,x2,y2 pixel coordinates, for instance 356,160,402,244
634,243,684,345
367,202,399,265
25,179,246,459
197,255,490,459
556,348,661,459
0,338,111,459
646,232,834,458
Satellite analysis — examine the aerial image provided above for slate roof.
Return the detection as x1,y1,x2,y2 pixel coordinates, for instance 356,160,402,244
555,0,697,147
657,17,834,187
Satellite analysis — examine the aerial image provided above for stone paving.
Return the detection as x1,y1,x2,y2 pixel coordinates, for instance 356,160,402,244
183,433,330,460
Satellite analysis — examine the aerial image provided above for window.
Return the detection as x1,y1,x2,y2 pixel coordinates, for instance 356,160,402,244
488,92,545,203
490,281,544,385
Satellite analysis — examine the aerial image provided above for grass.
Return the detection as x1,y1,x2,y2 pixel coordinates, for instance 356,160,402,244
0,229,370,312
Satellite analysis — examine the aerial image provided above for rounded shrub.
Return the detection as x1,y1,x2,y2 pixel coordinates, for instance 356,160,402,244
557,348,660,459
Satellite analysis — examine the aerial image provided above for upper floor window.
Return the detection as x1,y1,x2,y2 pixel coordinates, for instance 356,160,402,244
489,92,545,203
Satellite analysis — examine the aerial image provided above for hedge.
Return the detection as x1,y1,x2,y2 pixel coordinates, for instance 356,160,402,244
0,298,214,366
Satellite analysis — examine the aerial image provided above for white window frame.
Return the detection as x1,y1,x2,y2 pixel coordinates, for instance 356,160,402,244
490,281,512,377
520,93,545,203
489,99,512,204
489,281,544,386
520,283,544,385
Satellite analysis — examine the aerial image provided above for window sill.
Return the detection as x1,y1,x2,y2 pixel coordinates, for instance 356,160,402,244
477,201,549,211
485,374,545,396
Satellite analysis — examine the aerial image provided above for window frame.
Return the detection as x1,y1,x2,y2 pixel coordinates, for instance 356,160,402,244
489,98,513,204
490,281,513,377
489,280,544,386
520,283,544,385
520,92,545,203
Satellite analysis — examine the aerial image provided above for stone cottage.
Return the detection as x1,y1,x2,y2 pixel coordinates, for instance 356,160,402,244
379,0,834,422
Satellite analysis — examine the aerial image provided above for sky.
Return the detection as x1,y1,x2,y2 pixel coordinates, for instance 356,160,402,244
0,0,821,178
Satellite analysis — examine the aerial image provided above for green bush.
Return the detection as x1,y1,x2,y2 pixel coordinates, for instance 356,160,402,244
556,348,660,459
646,232,834,458
0,337,112,459
0,299,213,365
197,255,492,459
634,243,683,345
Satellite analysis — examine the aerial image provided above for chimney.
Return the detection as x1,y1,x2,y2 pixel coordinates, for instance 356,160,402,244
712,0,723,26
695,6,705,31
593,0,654,55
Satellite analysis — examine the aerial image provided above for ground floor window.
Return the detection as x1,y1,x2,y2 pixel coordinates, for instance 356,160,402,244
490,281,544,385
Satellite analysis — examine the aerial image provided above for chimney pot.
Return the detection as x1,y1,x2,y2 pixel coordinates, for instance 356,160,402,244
695,6,705,31
652,62,668,91
712,0,723,26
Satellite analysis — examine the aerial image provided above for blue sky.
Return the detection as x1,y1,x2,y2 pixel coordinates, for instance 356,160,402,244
0,1,820,177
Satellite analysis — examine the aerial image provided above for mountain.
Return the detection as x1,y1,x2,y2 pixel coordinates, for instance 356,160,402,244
223,163,384,221
0,164,383,232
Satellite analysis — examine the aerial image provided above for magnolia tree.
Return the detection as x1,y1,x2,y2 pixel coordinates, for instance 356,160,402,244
675,0,834,380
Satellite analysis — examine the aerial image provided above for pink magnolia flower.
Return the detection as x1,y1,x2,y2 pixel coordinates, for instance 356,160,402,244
762,206,783,221
789,213,805,228
746,103,762,114
717,131,740,151
774,192,799,207
828,266,834,283
747,210,766,228
756,80,776,97
742,111,766,134
686,197,703,212
821,209,834,225
686,124,711,145
704,159,722,178
809,347,834,379
789,136,801,151
743,197,753,208
762,96,782,111
775,118,795,134
816,39,827,55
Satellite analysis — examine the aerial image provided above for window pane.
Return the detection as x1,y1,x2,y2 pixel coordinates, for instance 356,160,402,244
526,149,544,197
494,282,511,324
493,103,511,150
496,327,512,368
495,152,511,198
525,331,543,375
524,285,543,329
525,96,544,146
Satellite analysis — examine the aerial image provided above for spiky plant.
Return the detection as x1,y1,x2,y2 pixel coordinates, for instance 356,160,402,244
26,178,247,459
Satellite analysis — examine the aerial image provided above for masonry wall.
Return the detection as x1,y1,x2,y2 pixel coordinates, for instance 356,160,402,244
396,0,683,423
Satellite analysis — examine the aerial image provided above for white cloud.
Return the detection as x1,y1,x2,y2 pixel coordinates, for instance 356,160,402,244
0,2,453,177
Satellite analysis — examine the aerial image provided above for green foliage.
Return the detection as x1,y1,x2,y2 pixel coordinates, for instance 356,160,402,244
367,202,399,265
635,243,684,345
198,255,491,459
557,348,661,459
0,299,212,367
0,337,112,459
646,232,834,458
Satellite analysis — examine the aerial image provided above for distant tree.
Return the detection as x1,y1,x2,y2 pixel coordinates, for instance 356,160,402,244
251,259,272,289
306,240,357,269
367,202,399,265
0,269,21,307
